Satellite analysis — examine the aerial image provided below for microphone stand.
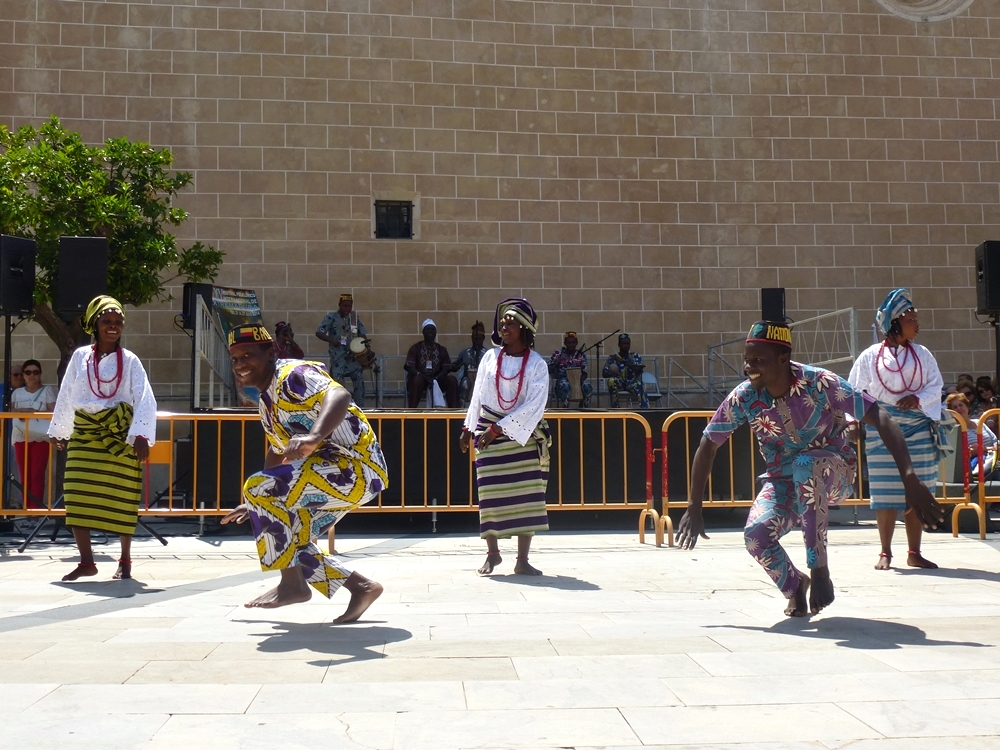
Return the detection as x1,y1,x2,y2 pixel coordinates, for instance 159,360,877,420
580,329,620,409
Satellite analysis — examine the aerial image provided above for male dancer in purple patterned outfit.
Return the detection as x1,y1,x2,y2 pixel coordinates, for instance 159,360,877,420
678,321,944,617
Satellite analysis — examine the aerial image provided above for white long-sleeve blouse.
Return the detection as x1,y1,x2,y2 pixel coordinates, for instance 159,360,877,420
48,345,157,445
848,341,943,422
463,347,549,446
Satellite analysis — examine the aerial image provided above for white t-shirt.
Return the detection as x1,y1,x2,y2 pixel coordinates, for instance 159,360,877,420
11,385,57,443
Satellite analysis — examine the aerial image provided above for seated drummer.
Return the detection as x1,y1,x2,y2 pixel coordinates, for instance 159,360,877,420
453,321,488,405
549,331,592,408
603,333,648,408
405,319,459,408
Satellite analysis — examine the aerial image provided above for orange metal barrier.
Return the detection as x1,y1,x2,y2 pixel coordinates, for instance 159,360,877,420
654,409,980,547
0,411,657,541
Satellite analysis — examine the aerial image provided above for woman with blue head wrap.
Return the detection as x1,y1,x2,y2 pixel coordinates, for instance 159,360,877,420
848,288,945,571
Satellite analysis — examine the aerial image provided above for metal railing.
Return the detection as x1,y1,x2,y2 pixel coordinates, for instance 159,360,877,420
653,409,981,547
1,411,659,543
193,296,235,409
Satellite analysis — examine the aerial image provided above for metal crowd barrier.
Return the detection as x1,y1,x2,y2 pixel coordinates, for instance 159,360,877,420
0,411,658,542
653,409,984,547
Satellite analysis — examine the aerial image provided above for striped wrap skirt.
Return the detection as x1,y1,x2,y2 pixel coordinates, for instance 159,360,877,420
474,406,550,539
865,403,939,511
64,403,143,535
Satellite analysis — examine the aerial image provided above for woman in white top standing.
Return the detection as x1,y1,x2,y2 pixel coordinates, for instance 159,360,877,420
48,296,156,581
460,298,551,576
10,359,57,508
848,289,943,571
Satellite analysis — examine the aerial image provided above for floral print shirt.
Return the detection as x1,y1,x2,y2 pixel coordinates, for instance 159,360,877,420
704,362,874,479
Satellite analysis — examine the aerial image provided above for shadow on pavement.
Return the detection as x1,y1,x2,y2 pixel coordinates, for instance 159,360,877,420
50,578,165,597
714,615,989,650
485,573,600,590
236,620,412,664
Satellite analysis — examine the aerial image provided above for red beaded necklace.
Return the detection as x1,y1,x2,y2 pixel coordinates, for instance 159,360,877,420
88,345,125,399
875,339,923,395
495,347,530,411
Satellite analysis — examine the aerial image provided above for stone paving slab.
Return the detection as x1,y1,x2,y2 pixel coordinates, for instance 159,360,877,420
1,526,999,748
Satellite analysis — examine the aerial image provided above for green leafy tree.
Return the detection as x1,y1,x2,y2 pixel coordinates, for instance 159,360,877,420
0,116,223,374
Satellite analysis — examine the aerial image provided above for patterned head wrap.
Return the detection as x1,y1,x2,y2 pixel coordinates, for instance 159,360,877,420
274,321,289,333
564,331,577,339
747,320,792,349
619,333,630,341
491,297,538,345
339,293,353,303
82,295,125,335
421,318,437,331
875,288,914,337
228,323,273,348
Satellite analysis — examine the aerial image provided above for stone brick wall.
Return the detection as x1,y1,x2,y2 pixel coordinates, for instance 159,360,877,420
2,0,998,401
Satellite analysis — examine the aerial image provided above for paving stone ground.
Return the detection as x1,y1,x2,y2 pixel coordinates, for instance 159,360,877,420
2,522,999,749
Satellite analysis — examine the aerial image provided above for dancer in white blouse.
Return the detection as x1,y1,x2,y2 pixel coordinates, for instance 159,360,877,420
460,298,551,576
849,289,943,571
49,296,157,581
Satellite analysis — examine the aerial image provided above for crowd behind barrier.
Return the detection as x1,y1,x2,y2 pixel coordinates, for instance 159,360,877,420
5,408,996,548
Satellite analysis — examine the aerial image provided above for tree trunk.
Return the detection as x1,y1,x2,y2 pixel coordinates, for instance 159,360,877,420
33,302,90,384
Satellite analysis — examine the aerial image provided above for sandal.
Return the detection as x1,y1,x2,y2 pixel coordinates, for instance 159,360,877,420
113,558,132,580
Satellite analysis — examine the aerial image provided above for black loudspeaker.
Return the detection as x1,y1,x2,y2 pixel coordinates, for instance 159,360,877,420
56,236,109,321
182,282,213,330
0,235,36,315
761,287,786,321
975,241,1000,315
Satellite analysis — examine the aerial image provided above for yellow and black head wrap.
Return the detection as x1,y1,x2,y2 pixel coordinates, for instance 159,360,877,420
82,295,125,336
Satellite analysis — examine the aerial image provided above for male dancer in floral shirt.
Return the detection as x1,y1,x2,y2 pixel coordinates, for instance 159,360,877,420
678,321,944,617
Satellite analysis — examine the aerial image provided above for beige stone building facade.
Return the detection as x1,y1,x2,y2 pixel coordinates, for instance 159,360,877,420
2,0,998,402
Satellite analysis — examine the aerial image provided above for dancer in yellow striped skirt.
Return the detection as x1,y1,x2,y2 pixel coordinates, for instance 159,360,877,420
48,296,157,582
222,324,389,624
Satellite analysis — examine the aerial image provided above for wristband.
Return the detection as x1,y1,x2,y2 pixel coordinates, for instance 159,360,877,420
491,423,502,436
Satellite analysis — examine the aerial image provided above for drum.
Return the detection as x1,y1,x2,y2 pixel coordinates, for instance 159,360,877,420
566,366,583,402
349,336,376,369
467,366,478,394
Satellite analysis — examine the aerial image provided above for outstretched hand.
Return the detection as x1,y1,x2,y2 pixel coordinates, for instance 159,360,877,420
221,504,250,525
904,475,945,530
677,506,710,550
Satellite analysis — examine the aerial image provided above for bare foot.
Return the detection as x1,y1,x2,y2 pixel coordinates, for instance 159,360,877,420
809,566,835,615
875,552,892,570
783,574,810,617
513,558,543,576
245,578,312,609
61,563,98,582
332,580,383,624
477,553,502,576
907,551,938,569
113,562,132,580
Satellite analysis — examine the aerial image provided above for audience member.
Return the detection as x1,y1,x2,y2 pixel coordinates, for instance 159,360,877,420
10,359,56,508
946,392,998,481
405,319,458,408
453,321,487,405
273,321,304,360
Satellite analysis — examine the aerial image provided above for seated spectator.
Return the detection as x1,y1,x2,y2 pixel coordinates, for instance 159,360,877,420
549,331,592,408
273,321,305,360
603,333,648,409
946,392,998,481
405,319,458,408
453,321,487,406
10,360,56,508
972,377,1000,437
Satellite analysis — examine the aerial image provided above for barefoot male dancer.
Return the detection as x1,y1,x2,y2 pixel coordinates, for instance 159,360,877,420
677,321,944,617
222,324,389,623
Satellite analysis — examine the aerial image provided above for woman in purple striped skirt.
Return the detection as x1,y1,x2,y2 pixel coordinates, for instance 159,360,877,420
460,298,551,576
